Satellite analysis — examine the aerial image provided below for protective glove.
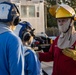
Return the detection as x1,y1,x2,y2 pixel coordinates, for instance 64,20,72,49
35,50,43,59
62,48,76,60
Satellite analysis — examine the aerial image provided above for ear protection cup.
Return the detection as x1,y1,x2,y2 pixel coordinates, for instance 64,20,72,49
12,4,20,26
13,16,20,25
23,32,31,42
0,2,20,25
22,31,31,42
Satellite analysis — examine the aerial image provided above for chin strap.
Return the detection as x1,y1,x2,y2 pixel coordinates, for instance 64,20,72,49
64,19,73,33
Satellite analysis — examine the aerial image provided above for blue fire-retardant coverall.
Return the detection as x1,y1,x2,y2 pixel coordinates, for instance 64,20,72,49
0,23,24,75
24,46,42,75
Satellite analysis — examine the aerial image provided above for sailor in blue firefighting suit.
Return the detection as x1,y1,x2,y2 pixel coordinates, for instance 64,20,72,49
0,2,24,75
14,21,42,75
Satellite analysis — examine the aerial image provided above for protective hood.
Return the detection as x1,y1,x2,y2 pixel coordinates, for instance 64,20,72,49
57,20,76,49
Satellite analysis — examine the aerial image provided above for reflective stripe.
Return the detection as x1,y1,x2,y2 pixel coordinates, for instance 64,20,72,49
24,51,30,56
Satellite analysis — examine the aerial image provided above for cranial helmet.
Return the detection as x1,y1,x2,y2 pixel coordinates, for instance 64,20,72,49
0,1,20,25
15,21,35,42
19,21,32,30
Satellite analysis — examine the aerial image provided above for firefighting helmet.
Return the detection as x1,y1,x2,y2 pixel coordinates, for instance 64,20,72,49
0,1,20,25
56,4,75,18
49,4,76,20
49,5,59,17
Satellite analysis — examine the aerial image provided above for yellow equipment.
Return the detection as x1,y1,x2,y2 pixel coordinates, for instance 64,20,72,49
49,5,59,17
49,3,76,20
62,48,76,60
56,4,75,18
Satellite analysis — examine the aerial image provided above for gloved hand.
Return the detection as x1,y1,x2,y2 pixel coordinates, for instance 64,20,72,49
35,50,43,59
62,48,76,60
